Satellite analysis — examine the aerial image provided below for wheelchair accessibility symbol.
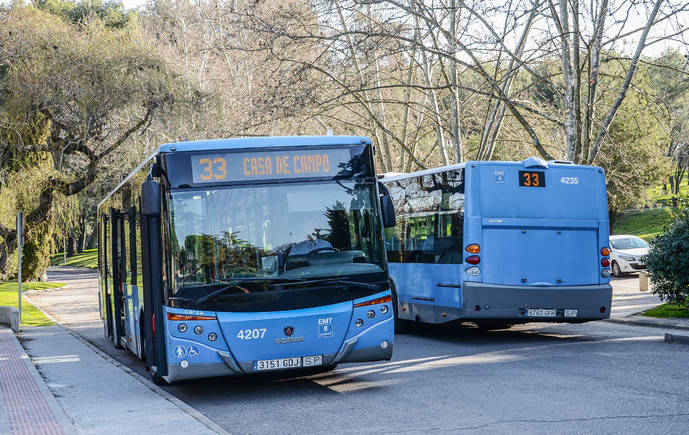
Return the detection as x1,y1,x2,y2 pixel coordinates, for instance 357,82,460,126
187,345,200,358
174,345,186,358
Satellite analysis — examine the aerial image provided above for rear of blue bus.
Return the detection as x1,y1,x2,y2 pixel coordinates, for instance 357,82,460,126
155,137,393,383
462,157,612,323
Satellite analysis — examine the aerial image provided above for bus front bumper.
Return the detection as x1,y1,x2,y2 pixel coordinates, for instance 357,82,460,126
458,282,613,322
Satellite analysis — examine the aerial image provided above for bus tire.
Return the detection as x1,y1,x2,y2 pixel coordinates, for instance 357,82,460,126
391,282,413,334
151,372,167,386
475,321,513,331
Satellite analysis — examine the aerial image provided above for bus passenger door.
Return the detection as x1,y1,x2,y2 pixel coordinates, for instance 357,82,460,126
102,214,113,340
110,208,125,349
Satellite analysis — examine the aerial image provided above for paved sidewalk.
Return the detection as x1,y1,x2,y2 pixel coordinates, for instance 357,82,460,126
0,326,73,435
17,324,220,434
608,275,689,333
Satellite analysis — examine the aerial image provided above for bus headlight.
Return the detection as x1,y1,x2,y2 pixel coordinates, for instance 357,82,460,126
355,319,364,328
208,332,217,342
178,323,187,333
194,325,204,335
367,310,375,319
465,266,480,276
380,305,389,314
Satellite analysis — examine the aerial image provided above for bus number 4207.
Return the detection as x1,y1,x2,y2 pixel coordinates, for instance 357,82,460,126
237,328,267,340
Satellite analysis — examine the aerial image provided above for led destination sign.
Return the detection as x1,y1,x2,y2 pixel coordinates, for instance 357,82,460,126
190,148,352,183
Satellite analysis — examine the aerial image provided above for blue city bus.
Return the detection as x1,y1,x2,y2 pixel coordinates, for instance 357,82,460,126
97,136,396,384
383,157,612,330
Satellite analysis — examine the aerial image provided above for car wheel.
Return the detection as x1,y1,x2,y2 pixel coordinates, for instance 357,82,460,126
611,261,622,278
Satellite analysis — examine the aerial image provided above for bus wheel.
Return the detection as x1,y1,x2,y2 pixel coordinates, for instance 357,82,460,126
150,371,167,386
611,261,622,278
391,282,413,334
475,321,513,331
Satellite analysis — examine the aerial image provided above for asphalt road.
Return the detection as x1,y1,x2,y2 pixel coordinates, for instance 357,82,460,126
31,268,689,434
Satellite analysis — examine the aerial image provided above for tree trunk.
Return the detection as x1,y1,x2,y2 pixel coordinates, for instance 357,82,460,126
67,235,76,257
77,214,86,254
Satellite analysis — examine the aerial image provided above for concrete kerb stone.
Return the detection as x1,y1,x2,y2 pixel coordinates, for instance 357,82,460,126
0,306,20,332
605,316,689,331
664,333,689,345
4,326,78,434
22,293,230,435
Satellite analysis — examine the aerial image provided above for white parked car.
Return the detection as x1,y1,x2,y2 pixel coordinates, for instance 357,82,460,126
609,235,649,277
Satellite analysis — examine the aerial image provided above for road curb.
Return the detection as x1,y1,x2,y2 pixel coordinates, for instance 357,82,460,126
664,333,689,345
604,317,689,331
23,294,230,435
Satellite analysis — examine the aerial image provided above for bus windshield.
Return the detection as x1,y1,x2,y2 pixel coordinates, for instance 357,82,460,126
168,180,385,305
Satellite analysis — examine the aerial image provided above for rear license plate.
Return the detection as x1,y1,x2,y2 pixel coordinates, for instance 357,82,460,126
527,308,557,317
564,309,578,317
254,355,323,371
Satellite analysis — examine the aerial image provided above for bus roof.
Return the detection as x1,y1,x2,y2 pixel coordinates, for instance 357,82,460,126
158,135,371,153
99,136,372,209
381,158,601,183
381,162,466,183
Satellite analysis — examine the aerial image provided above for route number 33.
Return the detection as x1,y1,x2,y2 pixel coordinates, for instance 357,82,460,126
237,328,267,340
198,157,227,181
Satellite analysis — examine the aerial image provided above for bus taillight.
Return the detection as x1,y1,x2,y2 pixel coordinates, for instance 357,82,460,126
601,258,610,267
465,244,480,254
353,295,393,307
600,247,610,256
466,255,480,265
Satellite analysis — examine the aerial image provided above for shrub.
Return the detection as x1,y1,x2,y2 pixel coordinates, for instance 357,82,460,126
646,215,689,306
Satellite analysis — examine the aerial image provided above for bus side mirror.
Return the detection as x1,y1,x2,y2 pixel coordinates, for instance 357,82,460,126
141,178,161,217
378,182,396,228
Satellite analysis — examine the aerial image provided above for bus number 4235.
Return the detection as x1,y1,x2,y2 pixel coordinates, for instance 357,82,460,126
560,176,579,185
237,328,267,340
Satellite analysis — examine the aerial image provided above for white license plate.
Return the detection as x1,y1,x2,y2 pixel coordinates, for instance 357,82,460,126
527,309,557,317
254,355,323,371
564,309,578,317
303,355,323,367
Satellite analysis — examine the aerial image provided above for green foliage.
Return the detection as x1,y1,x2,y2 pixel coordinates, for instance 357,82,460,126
666,192,689,222
0,5,183,280
34,0,136,28
612,208,672,241
645,215,689,307
0,281,65,326
50,248,97,268
643,303,689,319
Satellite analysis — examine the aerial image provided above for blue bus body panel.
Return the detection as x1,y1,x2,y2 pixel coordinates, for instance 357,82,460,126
467,161,609,287
390,263,462,323
162,291,394,382
158,136,371,153
217,302,353,360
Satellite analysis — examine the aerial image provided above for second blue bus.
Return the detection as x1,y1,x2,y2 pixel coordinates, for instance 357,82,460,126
383,157,612,330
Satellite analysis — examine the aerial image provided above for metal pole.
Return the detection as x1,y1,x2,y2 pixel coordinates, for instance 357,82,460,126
63,230,67,264
17,212,24,332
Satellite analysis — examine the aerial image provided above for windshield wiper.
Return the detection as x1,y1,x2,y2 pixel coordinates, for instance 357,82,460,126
270,278,383,291
194,277,297,305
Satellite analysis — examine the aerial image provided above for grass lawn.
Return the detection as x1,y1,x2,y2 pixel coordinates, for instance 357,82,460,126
646,183,689,203
0,281,65,326
643,303,689,319
50,248,97,269
612,208,672,241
